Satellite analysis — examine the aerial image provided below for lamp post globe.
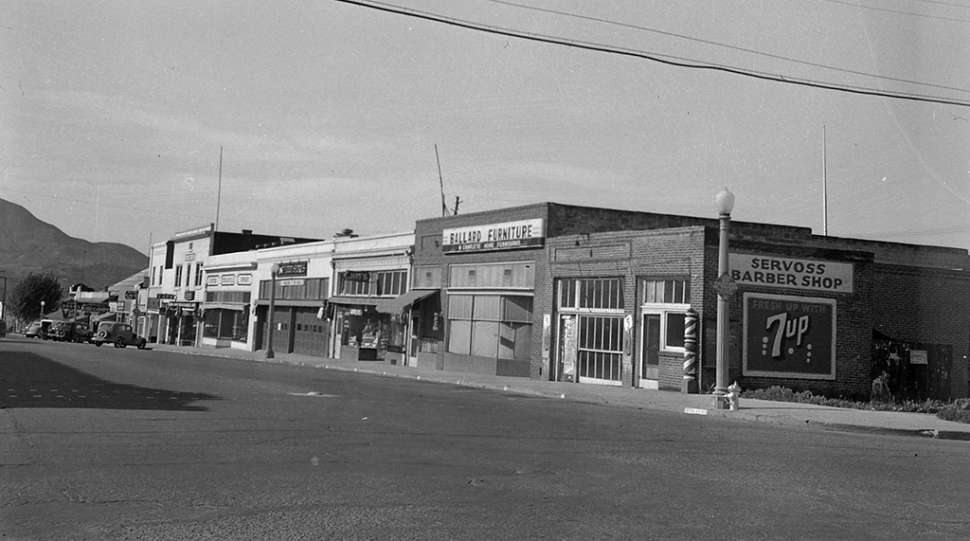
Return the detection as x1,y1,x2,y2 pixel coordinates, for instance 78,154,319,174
40,300,46,318
713,187,734,408
265,263,280,359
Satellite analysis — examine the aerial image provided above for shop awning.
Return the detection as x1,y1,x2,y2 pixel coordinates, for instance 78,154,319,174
202,303,248,311
94,312,118,323
327,295,381,307
374,289,438,315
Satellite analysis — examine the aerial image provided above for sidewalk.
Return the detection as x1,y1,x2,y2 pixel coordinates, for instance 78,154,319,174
151,343,970,442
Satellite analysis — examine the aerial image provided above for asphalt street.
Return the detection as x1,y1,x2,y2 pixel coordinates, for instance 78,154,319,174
2,339,969,540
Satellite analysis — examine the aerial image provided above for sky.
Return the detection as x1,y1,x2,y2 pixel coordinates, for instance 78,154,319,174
2,0,969,255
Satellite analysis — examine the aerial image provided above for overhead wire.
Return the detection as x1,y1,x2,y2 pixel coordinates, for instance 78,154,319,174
818,0,969,22
334,0,970,108
482,0,970,96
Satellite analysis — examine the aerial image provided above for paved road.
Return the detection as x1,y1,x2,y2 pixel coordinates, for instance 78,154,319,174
2,340,969,540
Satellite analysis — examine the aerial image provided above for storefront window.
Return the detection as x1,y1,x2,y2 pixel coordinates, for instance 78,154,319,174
202,309,249,342
640,278,691,352
447,294,533,360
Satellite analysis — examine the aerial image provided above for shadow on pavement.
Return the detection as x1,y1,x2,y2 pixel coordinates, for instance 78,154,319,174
0,350,219,411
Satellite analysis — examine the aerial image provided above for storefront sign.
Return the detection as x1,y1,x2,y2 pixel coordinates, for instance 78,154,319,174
238,274,253,286
730,254,853,293
207,276,219,286
743,293,836,380
221,275,236,286
184,290,195,301
124,291,138,300
345,271,371,282
278,261,308,277
156,293,176,300
910,350,928,365
443,218,545,254
184,253,196,261
279,279,305,287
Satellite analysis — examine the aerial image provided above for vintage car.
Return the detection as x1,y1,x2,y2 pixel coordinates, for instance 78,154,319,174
93,321,147,349
51,321,94,343
24,320,50,339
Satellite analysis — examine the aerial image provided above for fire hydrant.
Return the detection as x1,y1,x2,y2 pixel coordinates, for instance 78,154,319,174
725,381,742,411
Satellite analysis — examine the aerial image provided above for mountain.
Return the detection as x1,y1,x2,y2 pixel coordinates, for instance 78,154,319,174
0,198,148,295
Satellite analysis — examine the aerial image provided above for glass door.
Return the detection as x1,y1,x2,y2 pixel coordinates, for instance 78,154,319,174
640,313,660,386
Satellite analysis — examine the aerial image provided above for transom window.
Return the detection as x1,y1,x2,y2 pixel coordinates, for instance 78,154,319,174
558,278,624,311
641,279,690,305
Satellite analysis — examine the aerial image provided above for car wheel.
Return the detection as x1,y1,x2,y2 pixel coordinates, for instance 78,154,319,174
116,338,126,348
137,340,146,350
95,342,102,347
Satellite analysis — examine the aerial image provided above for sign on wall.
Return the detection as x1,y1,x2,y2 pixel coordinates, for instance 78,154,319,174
730,254,853,293
278,261,308,277
743,293,837,380
442,218,545,254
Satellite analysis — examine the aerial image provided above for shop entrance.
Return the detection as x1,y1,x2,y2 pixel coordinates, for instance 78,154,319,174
640,314,660,388
557,314,623,386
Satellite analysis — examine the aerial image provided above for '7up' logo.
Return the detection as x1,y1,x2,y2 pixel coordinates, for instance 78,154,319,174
763,312,811,360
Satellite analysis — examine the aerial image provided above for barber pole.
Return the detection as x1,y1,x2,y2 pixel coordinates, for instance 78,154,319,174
681,308,699,394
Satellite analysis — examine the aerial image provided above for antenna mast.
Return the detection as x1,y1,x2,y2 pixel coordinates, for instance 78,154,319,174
822,127,828,236
215,146,223,231
435,144,448,217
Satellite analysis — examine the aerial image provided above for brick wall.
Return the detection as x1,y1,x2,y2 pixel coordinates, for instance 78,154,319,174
870,265,970,399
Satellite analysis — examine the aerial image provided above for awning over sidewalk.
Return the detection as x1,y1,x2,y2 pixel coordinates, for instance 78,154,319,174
327,291,438,315
374,289,438,315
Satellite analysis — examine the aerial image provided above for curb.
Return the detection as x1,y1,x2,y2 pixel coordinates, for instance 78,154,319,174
151,346,970,442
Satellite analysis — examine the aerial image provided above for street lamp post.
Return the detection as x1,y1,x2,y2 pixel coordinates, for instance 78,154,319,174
40,300,46,319
712,188,736,409
265,262,280,359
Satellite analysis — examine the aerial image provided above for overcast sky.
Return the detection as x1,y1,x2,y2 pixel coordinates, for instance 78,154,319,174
2,0,968,254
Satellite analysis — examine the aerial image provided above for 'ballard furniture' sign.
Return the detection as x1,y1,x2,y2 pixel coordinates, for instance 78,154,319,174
443,218,545,254
730,254,853,293
743,293,836,380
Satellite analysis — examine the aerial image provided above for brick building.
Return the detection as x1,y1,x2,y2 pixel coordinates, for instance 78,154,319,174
413,202,970,400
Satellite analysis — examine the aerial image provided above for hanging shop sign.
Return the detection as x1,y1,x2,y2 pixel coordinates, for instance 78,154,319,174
442,218,545,254
125,291,138,300
742,293,837,380
730,254,853,293
278,261,308,277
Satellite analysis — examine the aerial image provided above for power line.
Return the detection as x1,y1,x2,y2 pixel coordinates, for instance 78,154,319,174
335,0,970,108
819,0,969,22
483,0,970,96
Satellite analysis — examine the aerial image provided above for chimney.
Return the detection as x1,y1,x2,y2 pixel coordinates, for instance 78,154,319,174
242,229,252,235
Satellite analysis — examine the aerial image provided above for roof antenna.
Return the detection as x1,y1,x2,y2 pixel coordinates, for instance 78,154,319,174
435,144,449,217
215,146,223,231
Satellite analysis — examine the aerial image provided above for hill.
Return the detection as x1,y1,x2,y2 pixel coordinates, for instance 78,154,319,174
0,198,148,295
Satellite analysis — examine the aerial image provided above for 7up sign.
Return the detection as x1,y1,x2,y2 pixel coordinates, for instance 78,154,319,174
742,293,836,380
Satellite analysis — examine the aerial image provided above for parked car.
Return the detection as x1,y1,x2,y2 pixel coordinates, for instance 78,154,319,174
25,321,46,339
51,321,94,343
93,321,146,349
48,322,70,341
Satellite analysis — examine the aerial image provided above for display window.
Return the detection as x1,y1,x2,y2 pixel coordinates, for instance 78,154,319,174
203,308,249,342
446,294,533,361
